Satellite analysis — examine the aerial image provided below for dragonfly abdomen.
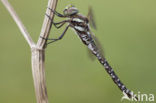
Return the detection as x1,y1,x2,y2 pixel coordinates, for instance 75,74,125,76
87,41,133,98
73,23,134,98
101,59,132,98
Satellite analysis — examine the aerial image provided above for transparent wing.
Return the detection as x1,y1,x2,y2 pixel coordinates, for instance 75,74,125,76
87,6,104,60
87,6,97,30
90,31,105,58
87,49,96,61
86,31,105,60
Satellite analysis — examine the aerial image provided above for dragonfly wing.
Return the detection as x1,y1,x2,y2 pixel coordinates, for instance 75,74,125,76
87,48,96,61
87,6,97,30
86,31,104,61
90,31,105,57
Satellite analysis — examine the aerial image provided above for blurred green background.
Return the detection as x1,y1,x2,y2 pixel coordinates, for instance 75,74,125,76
0,0,156,103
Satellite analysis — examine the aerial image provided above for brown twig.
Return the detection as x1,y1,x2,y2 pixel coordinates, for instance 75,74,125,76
37,0,58,48
1,0,58,103
1,0,35,47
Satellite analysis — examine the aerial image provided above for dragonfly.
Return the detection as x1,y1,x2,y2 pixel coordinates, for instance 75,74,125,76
43,4,136,99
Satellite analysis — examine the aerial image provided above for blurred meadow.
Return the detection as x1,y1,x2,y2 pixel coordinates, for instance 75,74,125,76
0,0,156,103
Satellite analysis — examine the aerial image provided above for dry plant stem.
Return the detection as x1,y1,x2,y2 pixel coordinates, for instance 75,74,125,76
37,0,58,48
1,0,35,47
31,48,48,103
32,0,58,103
1,0,58,103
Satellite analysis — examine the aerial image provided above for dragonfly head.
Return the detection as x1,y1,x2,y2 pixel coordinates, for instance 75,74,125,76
63,4,79,16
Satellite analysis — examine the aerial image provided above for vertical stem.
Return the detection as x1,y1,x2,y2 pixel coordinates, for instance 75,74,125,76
1,0,58,103
31,48,48,103
32,0,58,102
37,0,58,48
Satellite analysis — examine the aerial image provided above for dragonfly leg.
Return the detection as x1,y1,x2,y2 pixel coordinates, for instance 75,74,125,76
54,22,65,29
45,14,69,29
47,7,66,17
53,21,67,29
41,25,70,44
